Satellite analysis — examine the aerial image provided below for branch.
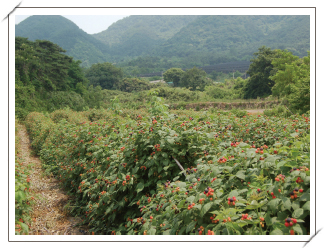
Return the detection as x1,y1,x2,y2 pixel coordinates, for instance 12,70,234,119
172,156,186,176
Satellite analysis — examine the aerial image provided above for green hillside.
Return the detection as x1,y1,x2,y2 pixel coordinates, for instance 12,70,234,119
15,15,110,67
150,15,310,64
92,15,199,58
15,15,310,72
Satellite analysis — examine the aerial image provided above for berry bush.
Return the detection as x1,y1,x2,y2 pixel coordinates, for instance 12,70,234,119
24,99,310,235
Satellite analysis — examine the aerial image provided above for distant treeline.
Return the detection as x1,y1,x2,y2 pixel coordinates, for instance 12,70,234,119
137,61,251,77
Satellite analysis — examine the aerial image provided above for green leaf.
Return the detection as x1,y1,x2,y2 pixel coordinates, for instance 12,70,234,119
200,202,212,216
186,196,195,203
186,221,196,233
148,227,156,235
292,223,303,235
281,197,291,211
302,201,310,211
235,170,246,180
268,198,281,212
19,222,29,233
292,208,304,218
136,182,144,193
270,228,283,235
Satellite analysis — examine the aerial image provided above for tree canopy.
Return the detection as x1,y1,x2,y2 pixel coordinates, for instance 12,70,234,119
163,68,185,87
85,62,123,90
180,67,208,91
243,46,278,99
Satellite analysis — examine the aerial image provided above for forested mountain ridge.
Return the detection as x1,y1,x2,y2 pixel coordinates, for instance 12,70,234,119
15,15,110,67
150,15,310,63
92,15,199,58
15,15,310,71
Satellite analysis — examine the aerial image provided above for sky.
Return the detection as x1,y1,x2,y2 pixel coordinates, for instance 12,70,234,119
15,15,129,34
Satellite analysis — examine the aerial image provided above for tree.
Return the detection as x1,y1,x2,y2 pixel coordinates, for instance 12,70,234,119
163,68,185,87
85,62,123,90
180,67,208,91
270,51,310,113
116,78,150,92
243,46,278,99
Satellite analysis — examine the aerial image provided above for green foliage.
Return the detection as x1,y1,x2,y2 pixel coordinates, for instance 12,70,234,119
117,78,151,92
244,46,279,99
180,67,208,91
85,62,123,90
46,91,86,112
16,15,309,71
15,15,110,67
15,37,89,119
24,105,310,235
270,51,310,114
15,119,35,235
163,68,185,87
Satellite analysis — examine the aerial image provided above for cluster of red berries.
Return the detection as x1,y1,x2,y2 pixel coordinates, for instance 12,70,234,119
171,186,181,193
255,147,264,154
275,174,286,182
164,180,171,188
296,177,304,183
154,144,161,151
210,214,219,223
197,226,204,235
204,187,214,197
152,119,157,124
199,198,205,204
218,156,227,163
194,126,202,131
231,141,240,147
269,191,276,199
187,202,196,210
290,188,303,199
241,213,252,220
284,217,297,227
140,165,147,170
227,196,236,205
207,230,215,235
290,166,309,172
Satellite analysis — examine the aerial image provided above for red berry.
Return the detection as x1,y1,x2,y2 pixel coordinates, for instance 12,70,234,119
285,222,290,227
299,189,303,193
290,229,294,235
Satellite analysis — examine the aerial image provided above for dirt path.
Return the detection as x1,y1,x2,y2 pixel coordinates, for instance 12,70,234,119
17,124,89,235
245,109,265,114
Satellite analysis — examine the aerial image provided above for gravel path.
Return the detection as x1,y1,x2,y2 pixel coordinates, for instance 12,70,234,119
17,124,89,235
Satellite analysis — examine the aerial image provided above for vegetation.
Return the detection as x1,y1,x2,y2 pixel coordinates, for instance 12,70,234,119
15,25,311,235
24,94,310,235
16,15,310,71
15,15,110,67
15,119,35,235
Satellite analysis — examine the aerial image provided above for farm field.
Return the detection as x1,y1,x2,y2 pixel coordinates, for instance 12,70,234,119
20,96,310,236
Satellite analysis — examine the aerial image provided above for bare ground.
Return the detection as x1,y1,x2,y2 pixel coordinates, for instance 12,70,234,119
17,124,90,235
245,109,265,114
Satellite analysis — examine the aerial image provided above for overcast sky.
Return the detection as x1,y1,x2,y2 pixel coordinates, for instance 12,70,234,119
15,15,129,34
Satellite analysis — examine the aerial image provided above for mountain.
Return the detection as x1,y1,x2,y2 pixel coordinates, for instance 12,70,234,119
15,15,310,71
15,15,110,67
150,15,310,62
92,15,199,58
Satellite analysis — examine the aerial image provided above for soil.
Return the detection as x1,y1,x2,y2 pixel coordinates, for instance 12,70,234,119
245,109,265,114
17,124,90,235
